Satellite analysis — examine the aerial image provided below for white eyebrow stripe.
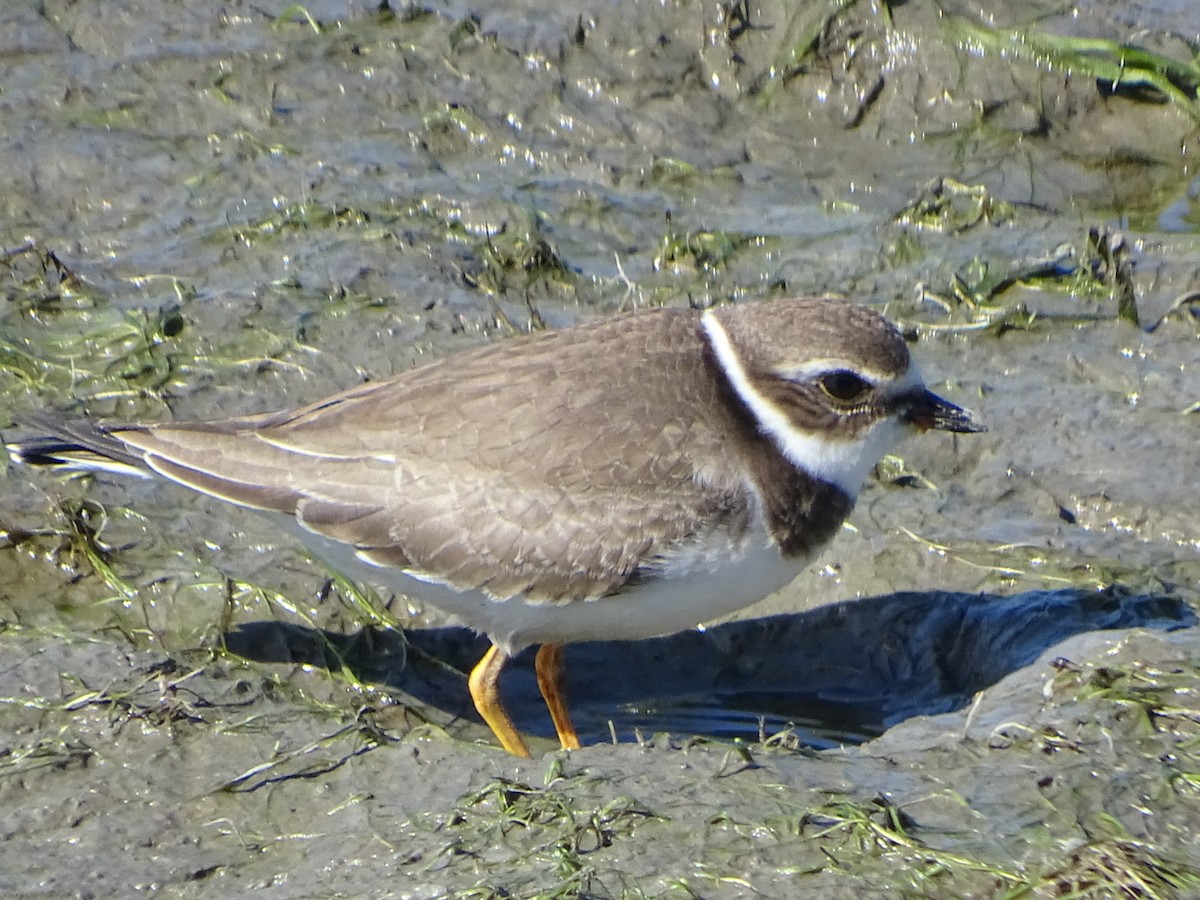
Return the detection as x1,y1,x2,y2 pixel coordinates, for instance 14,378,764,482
777,358,891,385
700,310,917,499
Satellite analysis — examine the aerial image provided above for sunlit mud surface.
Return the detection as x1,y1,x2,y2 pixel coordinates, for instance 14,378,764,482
2,0,1199,896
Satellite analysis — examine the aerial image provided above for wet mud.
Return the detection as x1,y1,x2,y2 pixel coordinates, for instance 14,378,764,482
2,0,1199,896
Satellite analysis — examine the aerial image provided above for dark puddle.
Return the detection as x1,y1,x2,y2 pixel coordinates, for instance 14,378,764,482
225,586,1194,749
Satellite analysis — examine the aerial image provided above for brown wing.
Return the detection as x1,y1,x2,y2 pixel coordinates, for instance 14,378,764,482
111,308,753,602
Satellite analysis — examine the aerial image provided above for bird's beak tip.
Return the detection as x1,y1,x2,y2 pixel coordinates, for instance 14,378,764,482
904,389,986,434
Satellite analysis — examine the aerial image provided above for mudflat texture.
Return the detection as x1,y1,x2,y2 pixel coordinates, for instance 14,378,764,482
1,1,1199,896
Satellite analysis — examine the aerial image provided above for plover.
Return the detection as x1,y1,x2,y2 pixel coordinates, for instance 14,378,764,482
8,297,984,756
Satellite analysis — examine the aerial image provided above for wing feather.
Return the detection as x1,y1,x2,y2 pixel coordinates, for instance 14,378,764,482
27,308,757,602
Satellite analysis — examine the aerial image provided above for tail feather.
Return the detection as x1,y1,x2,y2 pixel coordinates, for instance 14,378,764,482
6,416,152,479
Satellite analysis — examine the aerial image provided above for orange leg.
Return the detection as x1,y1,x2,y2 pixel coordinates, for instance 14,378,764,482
467,644,531,757
535,643,582,750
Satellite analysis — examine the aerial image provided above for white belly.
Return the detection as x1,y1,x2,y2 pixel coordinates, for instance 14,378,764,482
284,519,813,655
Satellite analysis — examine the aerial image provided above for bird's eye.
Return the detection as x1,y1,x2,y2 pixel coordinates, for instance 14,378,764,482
817,370,870,403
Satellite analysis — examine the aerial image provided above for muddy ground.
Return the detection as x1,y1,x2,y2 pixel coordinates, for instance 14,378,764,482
1,0,1199,897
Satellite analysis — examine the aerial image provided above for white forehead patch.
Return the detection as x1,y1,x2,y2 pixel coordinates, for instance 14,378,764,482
701,310,920,498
